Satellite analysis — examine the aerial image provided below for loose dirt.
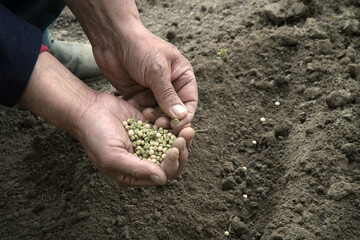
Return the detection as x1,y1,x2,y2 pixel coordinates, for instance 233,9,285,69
1,0,360,239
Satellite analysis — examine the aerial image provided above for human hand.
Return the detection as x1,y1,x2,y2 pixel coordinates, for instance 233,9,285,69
76,93,191,186
20,52,190,187
92,26,198,141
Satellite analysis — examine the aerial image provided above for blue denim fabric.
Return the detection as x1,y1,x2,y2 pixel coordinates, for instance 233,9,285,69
0,0,65,46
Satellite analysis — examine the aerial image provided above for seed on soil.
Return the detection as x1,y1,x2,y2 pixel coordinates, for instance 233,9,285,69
242,167,247,171
124,117,177,165
243,194,248,201
224,231,230,236
252,140,257,145
260,117,266,123
275,101,280,106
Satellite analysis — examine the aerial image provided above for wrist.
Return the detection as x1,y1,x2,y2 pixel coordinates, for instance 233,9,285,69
19,52,98,139
65,0,144,48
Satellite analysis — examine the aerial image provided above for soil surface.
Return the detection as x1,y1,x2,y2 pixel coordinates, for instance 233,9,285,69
1,0,360,239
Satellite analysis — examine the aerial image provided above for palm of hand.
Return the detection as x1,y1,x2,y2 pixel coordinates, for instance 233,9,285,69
77,93,186,186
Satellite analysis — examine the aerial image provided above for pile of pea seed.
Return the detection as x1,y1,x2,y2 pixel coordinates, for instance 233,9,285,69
123,118,177,165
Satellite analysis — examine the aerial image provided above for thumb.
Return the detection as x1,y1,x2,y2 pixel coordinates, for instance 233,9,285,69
150,72,188,119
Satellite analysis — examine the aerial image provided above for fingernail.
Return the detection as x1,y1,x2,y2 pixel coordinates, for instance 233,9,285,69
171,104,186,116
150,175,161,184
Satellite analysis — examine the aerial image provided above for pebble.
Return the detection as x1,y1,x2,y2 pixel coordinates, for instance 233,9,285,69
342,19,360,36
274,123,292,138
222,176,237,190
166,29,177,40
263,0,307,25
327,181,353,200
325,90,354,108
223,161,235,173
317,39,333,55
77,211,90,221
303,87,322,100
294,203,304,213
232,217,249,237
259,131,277,147
21,116,36,128
340,143,357,160
348,64,359,79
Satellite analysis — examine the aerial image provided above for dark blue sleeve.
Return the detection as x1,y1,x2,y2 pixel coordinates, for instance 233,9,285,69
0,4,42,107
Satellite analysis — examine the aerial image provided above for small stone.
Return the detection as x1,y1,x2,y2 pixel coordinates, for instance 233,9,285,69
222,176,237,190
259,131,277,147
342,19,360,36
340,143,357,160
32,202,45,214
274,123,292,138
232,217,249,237
317,39,333,55
297,112,307,123
166,29,176,40
303,87,322,100
348,64,359,79
327,181,353,200
325,90,354,108
77,211,90,221
294,203,304,213
223,161,235,173
263,0,307,25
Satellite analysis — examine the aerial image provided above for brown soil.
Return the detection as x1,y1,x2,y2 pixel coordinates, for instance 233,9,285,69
1,0,360,239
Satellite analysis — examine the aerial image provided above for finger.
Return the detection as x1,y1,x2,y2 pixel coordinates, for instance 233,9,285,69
149,65,188,120
154,116,171,129
171,69,198,127
127,99,142,111
143,107,160,122
127,89,158,108
178,127,195,148
160,147,179,179
168,137,187,179
103,149,167,187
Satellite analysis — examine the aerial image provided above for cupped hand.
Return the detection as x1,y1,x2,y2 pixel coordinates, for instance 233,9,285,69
92,26,198,138
76,93,191,186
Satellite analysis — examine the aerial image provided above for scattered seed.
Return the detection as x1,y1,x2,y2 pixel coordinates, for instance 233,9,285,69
260,117,266,123
275,101,280,106
252,140,257,145
224,231,230,236
243,194,248,201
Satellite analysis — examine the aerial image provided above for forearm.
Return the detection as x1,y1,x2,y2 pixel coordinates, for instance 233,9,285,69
64,0,144,48
19,52,97,138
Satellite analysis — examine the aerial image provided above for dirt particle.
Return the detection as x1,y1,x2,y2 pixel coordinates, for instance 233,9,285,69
325,90,355,108
274,123,292,138
348,64,359,80
342,19,360,36
327,181,353,200
166,29,177,40
32,202,45,214
222,176,237,190
223,161,235,173
77,211,90,221
317,39,333,55
232,216,249,237
264,0,307,25
303,87,322,101
340,143,358,161
259,131,277,147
